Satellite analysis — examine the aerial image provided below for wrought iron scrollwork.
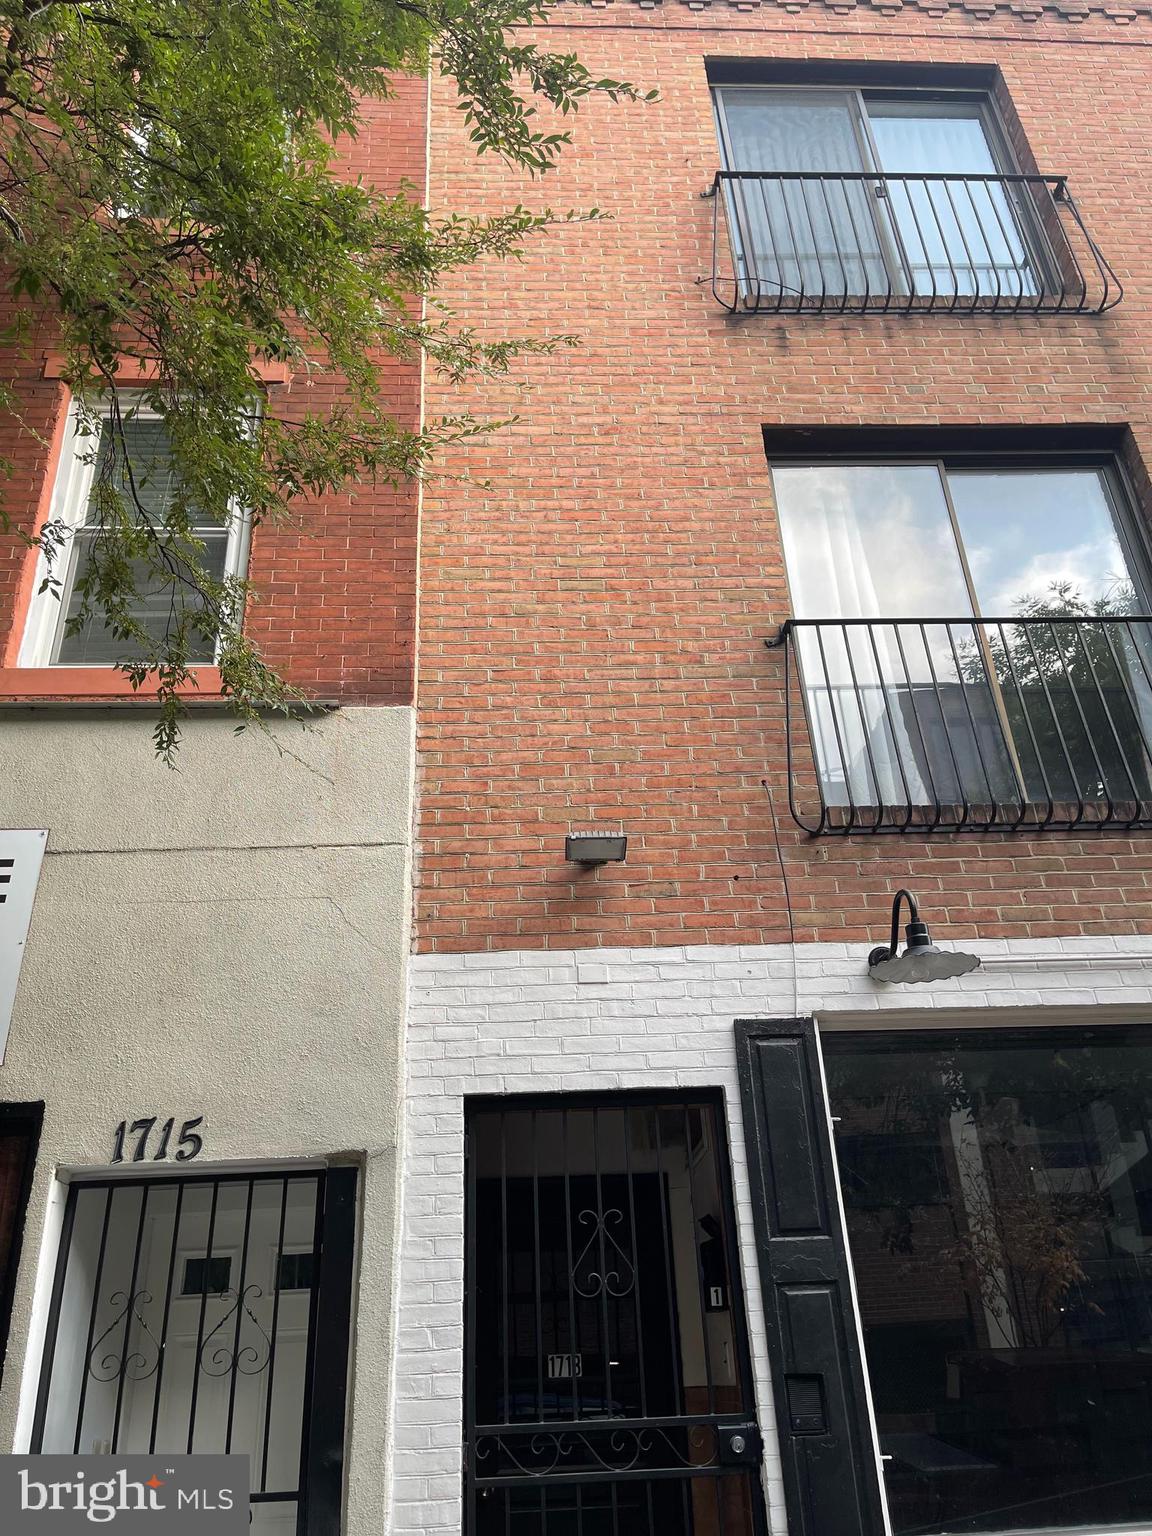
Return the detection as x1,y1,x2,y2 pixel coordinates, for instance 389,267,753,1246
474,1423,721,1479
709,169,1123,316
198,1284,273,1377
87,1290,162,1383
476,1431,569,1478
572,1208,636,1298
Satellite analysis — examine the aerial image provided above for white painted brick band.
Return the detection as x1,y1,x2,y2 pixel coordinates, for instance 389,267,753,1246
390,936,1152,1535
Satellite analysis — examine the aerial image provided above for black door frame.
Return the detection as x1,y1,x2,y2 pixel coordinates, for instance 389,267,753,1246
0,1101,44,1389
463,1088,770,1536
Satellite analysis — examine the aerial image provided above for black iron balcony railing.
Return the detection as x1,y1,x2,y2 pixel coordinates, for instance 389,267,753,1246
711,171,1122,315
770,616,1152,834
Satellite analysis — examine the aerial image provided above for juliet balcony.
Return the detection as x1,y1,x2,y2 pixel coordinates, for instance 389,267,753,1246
770,616,1152,834
710,171,1122,316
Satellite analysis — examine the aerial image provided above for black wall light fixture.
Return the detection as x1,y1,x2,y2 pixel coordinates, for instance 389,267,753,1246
565,831,628,865
868,889,981,984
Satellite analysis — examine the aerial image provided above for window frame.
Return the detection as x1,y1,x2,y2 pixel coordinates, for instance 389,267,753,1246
765,442,1152,831
768,450,1152,625
18,395,252,669
712,83,1057,304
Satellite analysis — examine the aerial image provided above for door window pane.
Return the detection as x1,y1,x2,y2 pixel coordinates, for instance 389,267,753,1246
949,470,1140,617
824,1027,1152,1535
774,464,971,619
949,470,1152,807
870,106,1001,176
721,89,867,175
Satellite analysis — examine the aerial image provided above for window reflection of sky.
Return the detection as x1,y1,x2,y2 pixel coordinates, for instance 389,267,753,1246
774,465,1140,618
950,471,1136,614
773,465,971,619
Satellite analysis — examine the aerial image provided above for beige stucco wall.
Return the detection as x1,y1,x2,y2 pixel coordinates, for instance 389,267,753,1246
0,703,414,1536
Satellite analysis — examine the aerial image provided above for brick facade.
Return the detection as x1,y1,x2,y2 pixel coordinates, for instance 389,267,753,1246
416,5,1152,952
0,75,427,707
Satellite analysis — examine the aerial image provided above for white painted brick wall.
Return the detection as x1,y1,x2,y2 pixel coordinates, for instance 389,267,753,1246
389,935,1152,1535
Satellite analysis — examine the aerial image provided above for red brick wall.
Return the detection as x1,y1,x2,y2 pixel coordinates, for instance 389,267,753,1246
0,337,65,662
0,74,426,706
416,4,1152,951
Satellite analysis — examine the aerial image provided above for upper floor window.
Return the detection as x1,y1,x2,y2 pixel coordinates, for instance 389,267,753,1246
711,86,1120,314
768,449,1152,831
19,399,249,668
775,458,1145,624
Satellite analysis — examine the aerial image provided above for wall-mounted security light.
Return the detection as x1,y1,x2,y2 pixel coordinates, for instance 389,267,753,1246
868,889,981,985
565,832,628,866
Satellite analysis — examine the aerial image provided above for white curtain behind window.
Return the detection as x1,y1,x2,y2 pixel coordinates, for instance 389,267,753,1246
868,107,1037,299
774,465,1018,811
718,91,888,302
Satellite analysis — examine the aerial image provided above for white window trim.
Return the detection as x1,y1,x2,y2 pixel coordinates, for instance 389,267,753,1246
18,395,252,668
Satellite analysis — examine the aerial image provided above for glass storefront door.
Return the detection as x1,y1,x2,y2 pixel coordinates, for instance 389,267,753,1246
824,1026,1152,1535
739,1018,1152,1536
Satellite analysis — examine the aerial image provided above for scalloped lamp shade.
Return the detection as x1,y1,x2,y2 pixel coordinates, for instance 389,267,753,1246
868,944,982,985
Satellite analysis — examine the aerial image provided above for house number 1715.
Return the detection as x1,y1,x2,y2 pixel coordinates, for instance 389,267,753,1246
111,1116,204,1164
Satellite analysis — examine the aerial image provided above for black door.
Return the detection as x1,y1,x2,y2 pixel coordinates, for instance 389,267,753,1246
0,1102,42,1386
465,1094,768,1536
735,1019,887,1536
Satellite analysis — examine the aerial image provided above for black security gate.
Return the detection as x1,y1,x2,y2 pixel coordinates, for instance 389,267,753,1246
31,1167,356,1536
464,1093,768,1536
